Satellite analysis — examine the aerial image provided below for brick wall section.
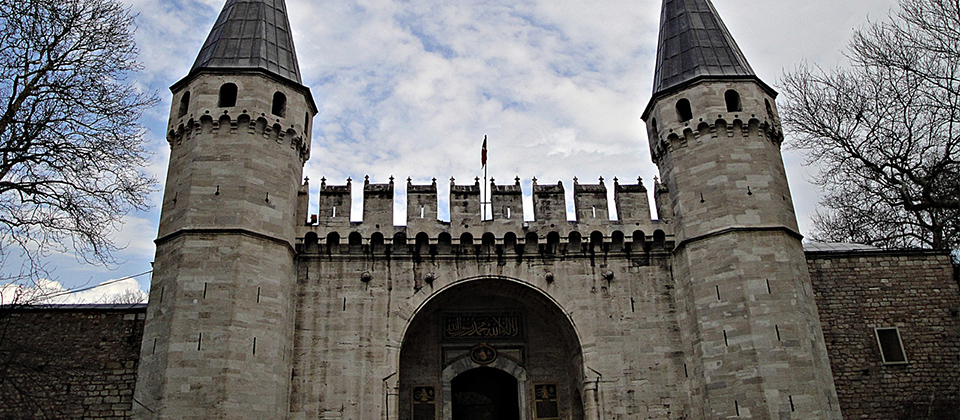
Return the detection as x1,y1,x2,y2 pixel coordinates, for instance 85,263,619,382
0,305,145,420
807,250,960,419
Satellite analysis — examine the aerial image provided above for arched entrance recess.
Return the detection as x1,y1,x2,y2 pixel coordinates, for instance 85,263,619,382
398,278,585,420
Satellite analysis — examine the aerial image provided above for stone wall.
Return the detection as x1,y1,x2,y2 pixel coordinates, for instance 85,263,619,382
0,304,145,420
807,250,960,419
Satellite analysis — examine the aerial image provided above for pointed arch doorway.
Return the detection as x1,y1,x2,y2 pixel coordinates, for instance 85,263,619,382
398,278,584,420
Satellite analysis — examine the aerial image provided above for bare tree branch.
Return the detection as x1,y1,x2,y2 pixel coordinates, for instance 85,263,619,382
0,0,158,279
781,0,960,250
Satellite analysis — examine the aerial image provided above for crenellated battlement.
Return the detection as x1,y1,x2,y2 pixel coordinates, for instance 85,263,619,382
166,113,310,163
296,175,672,255
643,80,783,164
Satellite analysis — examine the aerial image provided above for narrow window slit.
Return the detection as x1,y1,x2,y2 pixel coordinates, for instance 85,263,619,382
776,325,781,341
159,286,164,304
630,297,635,312
152,338,157,355
789,395,795,412
332,206,337,217
203,282,208,299
716,285,721,301
766,279,771,294
253,337,257,355
342,297,346,311
735,401,740,416
723,330,729,346
683,364,688,378
256,287,261,303
197,333,203,351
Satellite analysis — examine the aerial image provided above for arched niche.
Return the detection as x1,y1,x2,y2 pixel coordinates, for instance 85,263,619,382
397,278,584,420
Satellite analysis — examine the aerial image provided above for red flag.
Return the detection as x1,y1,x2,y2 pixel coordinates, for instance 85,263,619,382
481,135,487,167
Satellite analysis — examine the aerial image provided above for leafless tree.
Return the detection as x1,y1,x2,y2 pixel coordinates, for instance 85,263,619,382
94,287,146,304
0,0,159,281
0,0,156,416
781,0,960,250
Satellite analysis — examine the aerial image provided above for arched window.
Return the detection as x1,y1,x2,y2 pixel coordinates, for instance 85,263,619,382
178,91,190,118
303,232,319,254
725,90,742,112
503,232,518,249
676,98,693,122
272,92,286,117
348,232,362,246
370,232,385,249
611,231,625,250
653,229,666,246
460,232,474,246
393,232,407,246
219,83,238,107
415,232,430,254
546,232,560,254
325,232,340,253
481,232,496,249
568,231,582,247
590,231,604,252
525,232,539,246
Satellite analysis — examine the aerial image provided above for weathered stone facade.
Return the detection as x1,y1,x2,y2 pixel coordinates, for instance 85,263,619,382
808,250,960,419
0,305,145,419
3,0,954,419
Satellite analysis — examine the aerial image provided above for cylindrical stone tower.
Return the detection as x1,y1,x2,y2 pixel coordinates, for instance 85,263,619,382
642,0,842,418
133,0,316,418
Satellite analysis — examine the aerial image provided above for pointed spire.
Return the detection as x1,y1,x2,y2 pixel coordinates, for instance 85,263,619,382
191,0,303,84
652,0,754,95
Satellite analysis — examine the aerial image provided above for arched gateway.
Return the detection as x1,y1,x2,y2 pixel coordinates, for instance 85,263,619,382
398,278,585,420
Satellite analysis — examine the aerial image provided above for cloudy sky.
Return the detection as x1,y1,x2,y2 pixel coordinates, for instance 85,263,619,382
14,0,902,301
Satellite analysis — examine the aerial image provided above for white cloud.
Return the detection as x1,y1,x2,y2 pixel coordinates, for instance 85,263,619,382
43,0,902,290
0,277,147,305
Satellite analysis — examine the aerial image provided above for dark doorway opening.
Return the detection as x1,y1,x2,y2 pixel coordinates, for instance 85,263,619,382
452,367,519,420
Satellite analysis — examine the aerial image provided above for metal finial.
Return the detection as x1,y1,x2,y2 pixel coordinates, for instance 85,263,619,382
598,176,604,184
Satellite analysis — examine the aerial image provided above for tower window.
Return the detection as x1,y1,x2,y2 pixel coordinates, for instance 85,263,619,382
676,98,693,122
272,92,286,117
219,83,238,107
725,90,742,112
765,99,776,120
875,327,908,364
178,91,190,118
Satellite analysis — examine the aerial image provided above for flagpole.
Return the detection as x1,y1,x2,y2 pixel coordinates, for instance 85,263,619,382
482,135,488,220
480,134,490,221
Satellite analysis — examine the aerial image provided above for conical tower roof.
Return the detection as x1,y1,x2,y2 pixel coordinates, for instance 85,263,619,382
190,0,302,84
652,0,754,95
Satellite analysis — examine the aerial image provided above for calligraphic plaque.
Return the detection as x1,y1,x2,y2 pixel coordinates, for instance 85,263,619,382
443,314,522,339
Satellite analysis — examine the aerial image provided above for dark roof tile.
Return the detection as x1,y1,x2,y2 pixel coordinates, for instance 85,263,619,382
191,0,302,84
652,0,753,94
